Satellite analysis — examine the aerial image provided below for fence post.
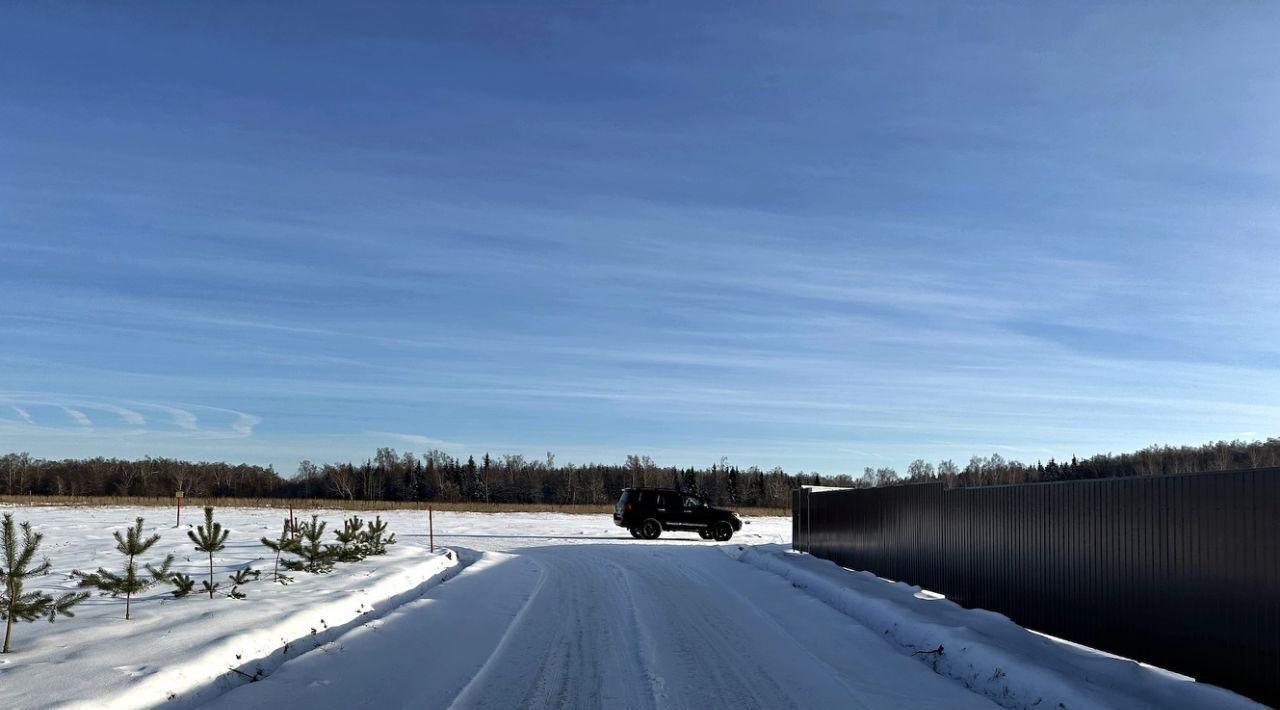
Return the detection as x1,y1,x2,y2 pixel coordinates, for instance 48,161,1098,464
429,505,434,553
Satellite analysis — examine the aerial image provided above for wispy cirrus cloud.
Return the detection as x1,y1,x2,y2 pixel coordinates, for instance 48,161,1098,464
366,432,464,451
0,394,260,442
59,406,93,431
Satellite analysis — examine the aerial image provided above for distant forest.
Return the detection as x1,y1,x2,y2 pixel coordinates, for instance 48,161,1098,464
2,437,1278,508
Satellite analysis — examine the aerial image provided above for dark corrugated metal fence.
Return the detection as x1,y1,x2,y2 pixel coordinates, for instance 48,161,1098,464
791,468,1279,706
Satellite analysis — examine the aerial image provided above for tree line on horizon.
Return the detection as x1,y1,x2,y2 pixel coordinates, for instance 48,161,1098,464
1,437,1277,506
866,436,1280,489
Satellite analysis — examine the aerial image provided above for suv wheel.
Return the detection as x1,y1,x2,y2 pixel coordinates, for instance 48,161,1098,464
640,518,662,540
628,527,642,539
712,521,733,542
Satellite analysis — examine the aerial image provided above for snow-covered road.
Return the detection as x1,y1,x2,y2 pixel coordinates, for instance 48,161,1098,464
208,531,997,710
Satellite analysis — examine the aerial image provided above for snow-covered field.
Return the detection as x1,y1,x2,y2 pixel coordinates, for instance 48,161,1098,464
2,505,460,709
1,505,1261,709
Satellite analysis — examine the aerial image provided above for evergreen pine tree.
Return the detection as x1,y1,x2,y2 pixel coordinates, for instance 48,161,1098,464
259,518,295,584
359,516,396,556
2,513,89,653
170,573,196,598
283,515,333,573
226,567,258,599
331,515,365,563
72,517,172,620
188,507,229,599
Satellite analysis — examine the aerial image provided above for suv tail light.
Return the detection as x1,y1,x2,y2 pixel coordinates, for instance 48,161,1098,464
624,503,632,510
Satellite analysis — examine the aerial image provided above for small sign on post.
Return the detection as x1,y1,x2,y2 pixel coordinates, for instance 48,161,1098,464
175,490,184,527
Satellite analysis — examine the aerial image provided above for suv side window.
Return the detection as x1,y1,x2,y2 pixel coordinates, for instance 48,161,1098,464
683,495,703,508
655,492,672,508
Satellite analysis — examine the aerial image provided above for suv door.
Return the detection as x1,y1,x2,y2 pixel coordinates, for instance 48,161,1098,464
680,494,712,529
634,489,655,520
653,491,673,521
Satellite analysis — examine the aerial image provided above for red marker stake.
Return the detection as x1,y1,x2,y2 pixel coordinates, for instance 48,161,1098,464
429,505,434,553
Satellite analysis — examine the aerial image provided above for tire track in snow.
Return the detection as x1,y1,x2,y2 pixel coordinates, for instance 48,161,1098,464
448,551,660,710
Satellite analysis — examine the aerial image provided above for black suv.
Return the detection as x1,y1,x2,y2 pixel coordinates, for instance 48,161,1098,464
614,487,742,541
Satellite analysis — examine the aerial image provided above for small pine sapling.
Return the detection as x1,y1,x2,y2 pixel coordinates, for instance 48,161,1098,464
72,517,173,620
188,507,229,599
3,513,89,653
148,554,175,583
260,518,296,584
331,516,365,563
283,515,333,574
170,573,196,598
359,516,396,556
227,566,258,599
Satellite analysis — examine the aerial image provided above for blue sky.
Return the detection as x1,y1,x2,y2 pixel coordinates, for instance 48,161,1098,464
2,2,1278,475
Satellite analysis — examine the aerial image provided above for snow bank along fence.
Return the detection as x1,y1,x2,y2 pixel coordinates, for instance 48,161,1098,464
791,468,1279,706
